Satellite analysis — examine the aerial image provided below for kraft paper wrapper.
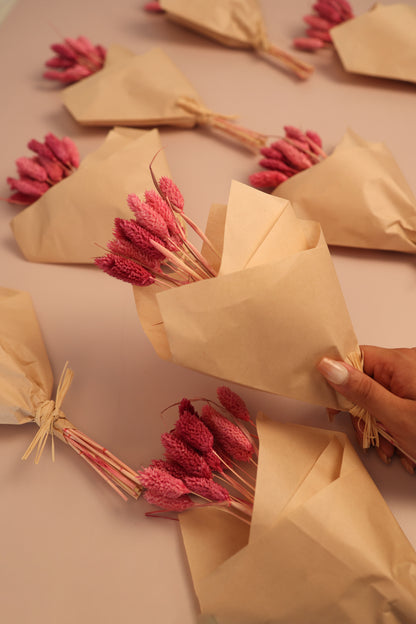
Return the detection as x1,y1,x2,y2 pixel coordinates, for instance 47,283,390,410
180,414,416,623
160,0,266,49
0,286,72,437
274,129,416,254
133,181,359,411
331,3,416,83
62,46,201,128
11,127,171,263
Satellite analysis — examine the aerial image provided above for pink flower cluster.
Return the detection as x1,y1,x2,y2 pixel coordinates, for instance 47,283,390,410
249,125,326,190
44,36,106,84
96,173,218,288
293,1,354,51
6,133,80,206
138,387,257,520
144,1,164,13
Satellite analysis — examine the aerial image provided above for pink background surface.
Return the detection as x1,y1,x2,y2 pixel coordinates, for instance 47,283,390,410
0,1,415,622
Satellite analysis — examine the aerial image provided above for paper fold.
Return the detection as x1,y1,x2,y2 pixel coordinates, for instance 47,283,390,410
180,415,416,623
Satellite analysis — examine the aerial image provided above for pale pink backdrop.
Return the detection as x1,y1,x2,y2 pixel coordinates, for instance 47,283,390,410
0,1,415,623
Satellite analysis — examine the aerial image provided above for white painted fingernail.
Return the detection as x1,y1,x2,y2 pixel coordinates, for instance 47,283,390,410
318,357,350,385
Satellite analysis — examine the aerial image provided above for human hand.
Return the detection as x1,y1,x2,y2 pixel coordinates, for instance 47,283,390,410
317,346,416,473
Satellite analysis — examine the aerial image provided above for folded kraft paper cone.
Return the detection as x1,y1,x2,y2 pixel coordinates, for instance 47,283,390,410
331,3,416,83
158,0,314,79
11,127,171,263
0,286,141,497
179,414,416,624
133,180,361,412
274,129,416,254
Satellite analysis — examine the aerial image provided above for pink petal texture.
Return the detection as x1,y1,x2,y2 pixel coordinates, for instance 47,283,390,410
217,386,251,422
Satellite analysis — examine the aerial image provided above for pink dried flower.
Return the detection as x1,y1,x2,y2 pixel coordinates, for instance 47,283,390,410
250,125,326,191
113,218,165,264
144,189,181,237
175,409,214,454
179,398,196,416
95,254,155,286
127,193,171,241
183,476,231,503
5,133,80,206
7,177,50,198
161,432,212,479
294,1,353,52
15,157,48,182
270,139,313,171
158,176,185,212
249,170,289,189
44,36,106,84
107,238,160,269
201,405,254,463
217,386,251,422
138,466,190,498
143,490,194,511
144,1,165,13
204,449,224,473
293,37,326,51
150,459,189,480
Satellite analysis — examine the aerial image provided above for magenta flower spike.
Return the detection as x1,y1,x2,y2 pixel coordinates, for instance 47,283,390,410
201,405,254,463
217,386,251,423
44,35,106,84
250,125,326,191
5,133,80,206
293,0,354,52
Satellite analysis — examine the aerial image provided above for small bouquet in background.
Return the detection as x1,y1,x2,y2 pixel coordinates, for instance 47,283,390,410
330,3,416,83
0,287,141,501
9,127,172,263
61,46,268,152
139,387,256,522
5,133,79,206
249,125,326,190
274,128,416,254
44,35,106,84
178,414,416,623
144,0,314,80
293,0,354,52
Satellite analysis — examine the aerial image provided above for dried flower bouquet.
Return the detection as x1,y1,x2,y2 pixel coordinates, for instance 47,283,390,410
0,287,141,501
274,129,416,254
97,166,414,461
44,35,106,84
178,414,416,623
61,46,270,152
8,127,171,264
145,0,314,80
293,0,354,52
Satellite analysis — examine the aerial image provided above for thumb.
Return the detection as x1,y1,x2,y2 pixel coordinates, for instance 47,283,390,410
317,357,401,418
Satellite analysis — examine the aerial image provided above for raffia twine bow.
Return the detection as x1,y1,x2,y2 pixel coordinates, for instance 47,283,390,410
176,97,267,152
22,362,74,464
233,14,314,80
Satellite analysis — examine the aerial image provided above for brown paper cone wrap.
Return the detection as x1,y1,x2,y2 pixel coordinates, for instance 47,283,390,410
133,181,359,411
331,3,416,83
11,127,171,263
180,414,416,623
274,129,416,254
0,286,142,497
159,0,314,79
0,287,71,437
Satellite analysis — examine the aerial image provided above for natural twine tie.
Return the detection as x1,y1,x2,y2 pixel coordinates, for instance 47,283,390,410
22,362,74,464
176,97,267,152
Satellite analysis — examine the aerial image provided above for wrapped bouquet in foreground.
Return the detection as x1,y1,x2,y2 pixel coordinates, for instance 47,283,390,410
61,46,270,152
144,0,314,79
273,129,416,254
0,287,141,501
97,171,412,460
9,127,170,263
179,414,416,623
